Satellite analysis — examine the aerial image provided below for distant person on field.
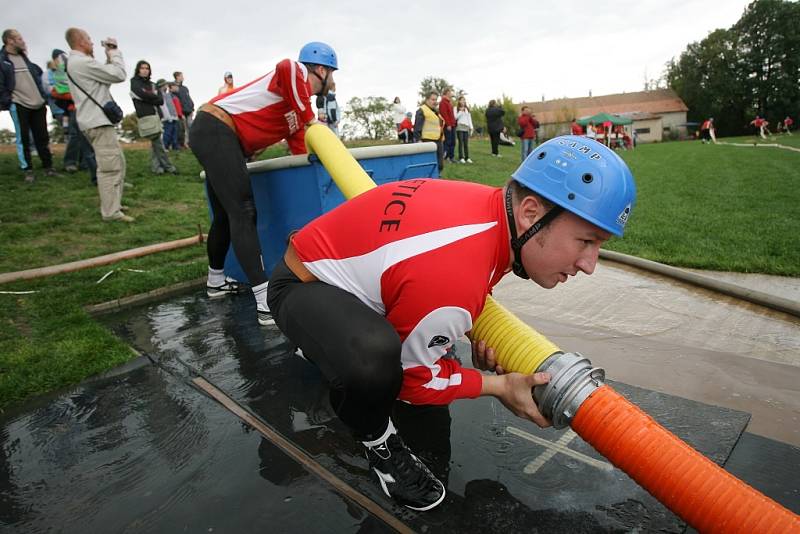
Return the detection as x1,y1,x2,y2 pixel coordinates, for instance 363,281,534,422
130,61,176,175
397,111,413,144
781,116,793,135
218,71,234,95
173,71,194,146
0,29,59,183
391,96,406,129
322,81,340,136
485,99,505,157
700,117,716,144
64,27,131,222
570,118,583,136
157,79,180,150
750,116,769,139
414,91,444,171
439,87,456,163
517,105,537,162
454,94,473,163
585,121,596,140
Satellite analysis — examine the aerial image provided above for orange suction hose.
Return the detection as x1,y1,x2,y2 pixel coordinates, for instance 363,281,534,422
572,385,800,533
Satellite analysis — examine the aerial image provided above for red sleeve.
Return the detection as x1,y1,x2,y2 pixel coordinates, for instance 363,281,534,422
268,59,316,126
440,99,456,126
400,362,483,405
286,129,308,155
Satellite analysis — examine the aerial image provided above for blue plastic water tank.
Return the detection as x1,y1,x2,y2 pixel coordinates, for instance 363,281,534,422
205,142,440,283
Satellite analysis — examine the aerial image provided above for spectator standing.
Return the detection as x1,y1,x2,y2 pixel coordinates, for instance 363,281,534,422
64,27,132,222
173,71,194,147
190,41,338,326
50,49,97,182
517,106,537,162
750,116,770,139
570,118,583,135
169,82,185,149
157,79,180,150
391,96,406,129
585,121,596,140
414,91,444,171
485,99,505,157
217,71,234,95
130,62,176,175
323,82,340,137
454,94,473,163
700,117,713,144
439,88,456,163
0,29,58,183
397,111,413,143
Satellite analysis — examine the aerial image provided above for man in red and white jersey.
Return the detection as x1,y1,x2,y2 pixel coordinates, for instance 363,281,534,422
267,136,637,511
189,42,337,326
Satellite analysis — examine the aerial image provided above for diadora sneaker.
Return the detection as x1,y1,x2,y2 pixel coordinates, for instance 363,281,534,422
257,306,275,326
206,277,245,298
365,433,446,511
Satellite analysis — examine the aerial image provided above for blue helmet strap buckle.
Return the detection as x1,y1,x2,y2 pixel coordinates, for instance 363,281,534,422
504,186,563,280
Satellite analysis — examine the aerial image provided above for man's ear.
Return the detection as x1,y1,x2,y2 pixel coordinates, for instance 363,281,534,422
516,195,545,228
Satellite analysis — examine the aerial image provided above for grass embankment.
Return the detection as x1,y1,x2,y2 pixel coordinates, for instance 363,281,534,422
1,136,798,410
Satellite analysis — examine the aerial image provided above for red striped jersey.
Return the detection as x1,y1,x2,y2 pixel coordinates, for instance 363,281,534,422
210,59,316,156
292,179,512,405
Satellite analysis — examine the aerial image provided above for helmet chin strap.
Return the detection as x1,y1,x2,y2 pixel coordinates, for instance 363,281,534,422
311,68,330,96
504,186,563,280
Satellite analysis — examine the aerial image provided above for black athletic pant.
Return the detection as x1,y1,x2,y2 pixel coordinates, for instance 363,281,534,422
457,130,470,160
268,259,403,441
489,131,500,155
16,104,53,171
189,111,267,286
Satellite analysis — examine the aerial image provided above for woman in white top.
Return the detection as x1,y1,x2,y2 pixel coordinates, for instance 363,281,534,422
391,96,406,129
585,121,596,140
454,95,474,163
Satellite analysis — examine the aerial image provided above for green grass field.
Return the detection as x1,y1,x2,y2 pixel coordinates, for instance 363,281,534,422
0,135,798,410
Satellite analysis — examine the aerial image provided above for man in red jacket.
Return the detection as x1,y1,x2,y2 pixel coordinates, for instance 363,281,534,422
189,42,338,326
439,87,457,163
517,106,537,162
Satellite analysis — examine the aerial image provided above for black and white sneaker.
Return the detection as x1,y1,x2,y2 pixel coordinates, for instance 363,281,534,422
365,433,446,511
257,308,275,326
206,278,245,298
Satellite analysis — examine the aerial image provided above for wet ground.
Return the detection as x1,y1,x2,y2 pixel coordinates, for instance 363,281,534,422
1,260,798,533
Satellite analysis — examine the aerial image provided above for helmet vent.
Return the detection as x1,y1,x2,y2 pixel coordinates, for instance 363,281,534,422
568,193,576,200
537,151,546,160
582,173,593,184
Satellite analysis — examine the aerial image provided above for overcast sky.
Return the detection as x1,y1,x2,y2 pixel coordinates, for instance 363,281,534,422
2,0,752,132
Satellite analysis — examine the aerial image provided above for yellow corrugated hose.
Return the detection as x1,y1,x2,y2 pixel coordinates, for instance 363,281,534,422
305,124,376,199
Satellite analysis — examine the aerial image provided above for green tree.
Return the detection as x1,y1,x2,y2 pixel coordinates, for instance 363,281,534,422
343,96,394,140
0,128,16,144
418,76,460,103
665,0,800,136
48,118,65,144
470,103,487,135
500,94,518,135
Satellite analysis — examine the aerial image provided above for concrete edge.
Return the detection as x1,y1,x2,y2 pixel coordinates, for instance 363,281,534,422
599,249,800,318
85,277,206,316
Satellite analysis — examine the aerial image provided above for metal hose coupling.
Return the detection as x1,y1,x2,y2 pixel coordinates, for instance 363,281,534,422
533,352,606,429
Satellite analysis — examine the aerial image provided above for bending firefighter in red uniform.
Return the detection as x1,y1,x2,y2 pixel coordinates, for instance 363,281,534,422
268,135,637,511
189,42,338,325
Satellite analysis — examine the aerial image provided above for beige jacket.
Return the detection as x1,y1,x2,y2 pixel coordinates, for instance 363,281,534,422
66,49,126,131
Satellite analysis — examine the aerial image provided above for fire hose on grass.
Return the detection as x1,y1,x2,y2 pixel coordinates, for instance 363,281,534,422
304,124,800,533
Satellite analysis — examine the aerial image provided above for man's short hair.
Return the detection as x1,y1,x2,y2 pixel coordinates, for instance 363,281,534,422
2,29,16,45
65,27,83,48
173,71,182,79
428,91,439,99
508,179,554,211
521,105,529,112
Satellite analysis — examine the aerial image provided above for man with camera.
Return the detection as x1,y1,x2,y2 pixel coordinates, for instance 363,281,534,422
64,27,131,223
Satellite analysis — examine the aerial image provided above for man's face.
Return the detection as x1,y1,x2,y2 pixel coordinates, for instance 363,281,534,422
520,210,611,289
175,73,183,83
5,31,26,53
78,31,94,55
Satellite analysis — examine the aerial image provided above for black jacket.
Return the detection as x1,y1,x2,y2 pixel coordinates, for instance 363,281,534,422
175,83,194,115
485,106,505,134
130,75,162,118
0,48,47,111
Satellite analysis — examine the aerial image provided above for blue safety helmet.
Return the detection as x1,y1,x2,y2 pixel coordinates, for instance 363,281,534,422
298,42,338,70
511,135,636,236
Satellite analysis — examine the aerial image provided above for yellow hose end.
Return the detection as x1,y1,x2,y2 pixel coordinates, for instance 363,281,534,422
304,123,376,200
470,296,561,374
